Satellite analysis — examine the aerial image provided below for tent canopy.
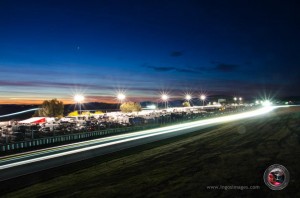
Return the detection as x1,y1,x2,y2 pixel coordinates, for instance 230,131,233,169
19,117,46,124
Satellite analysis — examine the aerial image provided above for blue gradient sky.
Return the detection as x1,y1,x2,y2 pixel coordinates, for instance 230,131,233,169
0,0,300,104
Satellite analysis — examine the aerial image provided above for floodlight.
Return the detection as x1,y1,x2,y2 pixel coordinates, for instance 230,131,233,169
74,94,84,103
185,94,192,101
117,93,126,101
200,95,206,100
161,94,168,101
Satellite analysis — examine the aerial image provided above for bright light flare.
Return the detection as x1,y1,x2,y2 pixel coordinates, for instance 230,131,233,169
200,95,206,100
74,94,84,103
161,94,168,101
185,94,192,101
262,100,272,107
117,93,126,101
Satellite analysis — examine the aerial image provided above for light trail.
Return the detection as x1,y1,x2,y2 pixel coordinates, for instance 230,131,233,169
0,108,40,118
0,106,278,170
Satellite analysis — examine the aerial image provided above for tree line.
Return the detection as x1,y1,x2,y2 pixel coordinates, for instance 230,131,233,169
33,99,192,117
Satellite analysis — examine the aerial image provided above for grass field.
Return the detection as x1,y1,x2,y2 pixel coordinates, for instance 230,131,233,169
4,106,300,198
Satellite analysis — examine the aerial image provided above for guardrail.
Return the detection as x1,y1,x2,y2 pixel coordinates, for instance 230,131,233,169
0,125,158,152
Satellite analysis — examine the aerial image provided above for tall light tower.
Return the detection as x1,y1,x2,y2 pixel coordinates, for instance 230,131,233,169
74,94,84,114
234,97,237,105
185,94,192,106
239,97,242,104
200,94,206,108
161,94,169,109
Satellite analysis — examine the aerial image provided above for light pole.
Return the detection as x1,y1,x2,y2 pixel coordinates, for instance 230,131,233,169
239,97,242,104
185,94,192,106
161,94,168,109
234,97,237,105
200,94,206,108
74,94,84,115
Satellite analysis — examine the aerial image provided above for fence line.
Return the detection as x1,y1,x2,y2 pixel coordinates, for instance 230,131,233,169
0,125,157,152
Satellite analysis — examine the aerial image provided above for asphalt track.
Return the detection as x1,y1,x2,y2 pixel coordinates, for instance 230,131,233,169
0,106,279,181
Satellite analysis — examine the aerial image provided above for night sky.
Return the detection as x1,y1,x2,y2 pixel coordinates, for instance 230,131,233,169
0,0,300,104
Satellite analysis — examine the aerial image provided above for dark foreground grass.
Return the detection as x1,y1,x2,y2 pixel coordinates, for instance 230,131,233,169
4,107,300,198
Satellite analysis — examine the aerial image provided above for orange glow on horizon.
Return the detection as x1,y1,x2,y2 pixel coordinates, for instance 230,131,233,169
0,99,119,105
0,96,158,105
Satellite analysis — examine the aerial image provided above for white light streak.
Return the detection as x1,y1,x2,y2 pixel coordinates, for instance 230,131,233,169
0,106,278,170
0,108,40,118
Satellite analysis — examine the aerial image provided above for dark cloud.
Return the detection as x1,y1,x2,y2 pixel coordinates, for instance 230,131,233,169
195,62,240,73
147,66,175,72
175,68,197,73
0,80,110,90
0,80,164,93
0,81,35,87
215,63,239,72
215,64,239,72
209,62,240,72
143,64,200,73
170,51,183,57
